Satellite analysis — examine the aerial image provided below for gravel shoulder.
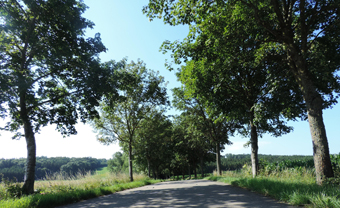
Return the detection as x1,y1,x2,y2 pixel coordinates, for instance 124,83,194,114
57,179,297,208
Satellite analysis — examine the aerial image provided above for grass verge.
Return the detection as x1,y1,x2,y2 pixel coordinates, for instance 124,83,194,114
207,169,340,208
0,172,160,208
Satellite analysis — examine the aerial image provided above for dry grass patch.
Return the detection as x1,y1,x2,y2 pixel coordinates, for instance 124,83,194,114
35,171,147,194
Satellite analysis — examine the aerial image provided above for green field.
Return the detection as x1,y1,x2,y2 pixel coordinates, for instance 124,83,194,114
95,167,109,175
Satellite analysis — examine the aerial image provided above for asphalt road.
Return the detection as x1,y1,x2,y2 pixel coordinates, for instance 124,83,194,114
57,179,297,208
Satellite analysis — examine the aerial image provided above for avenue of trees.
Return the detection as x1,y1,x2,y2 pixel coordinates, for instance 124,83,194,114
143,0,340,185
1,0,340,195
106,150,314,179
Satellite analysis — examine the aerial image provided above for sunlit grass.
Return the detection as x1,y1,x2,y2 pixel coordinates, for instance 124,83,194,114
35,170,146,193
208,166,340,208
0,171,159,208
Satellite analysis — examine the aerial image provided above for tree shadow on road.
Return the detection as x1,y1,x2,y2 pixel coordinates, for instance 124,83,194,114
58,179,295,208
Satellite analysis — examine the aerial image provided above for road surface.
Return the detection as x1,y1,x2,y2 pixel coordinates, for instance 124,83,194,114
57,179,297,208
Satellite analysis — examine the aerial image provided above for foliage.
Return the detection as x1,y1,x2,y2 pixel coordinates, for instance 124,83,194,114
143,0,340,184
330,153,340,175
172,87,237,176
145,0,303,178
133,109,173,179
324,153,340,186
0,0,110,137
0,0,114,194
92,59,169,181
107,152,129,173
0,174,22,200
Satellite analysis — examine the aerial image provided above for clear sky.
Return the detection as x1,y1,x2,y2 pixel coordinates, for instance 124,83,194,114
0,0,339,160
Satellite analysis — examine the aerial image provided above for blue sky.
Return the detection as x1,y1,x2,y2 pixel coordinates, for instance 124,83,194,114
0,0,339,159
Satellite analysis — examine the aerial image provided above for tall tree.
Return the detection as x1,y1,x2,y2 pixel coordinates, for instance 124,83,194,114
107,152,129,173
91,59,169,182
237,0,340,184
179,58,297,177
144,0,340,184
170,114,193,179
0,0,110,194
167,9,300,176
134,109,173,178
172,87,236,176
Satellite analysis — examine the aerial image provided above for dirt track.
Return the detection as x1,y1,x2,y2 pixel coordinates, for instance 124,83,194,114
57,179,297,208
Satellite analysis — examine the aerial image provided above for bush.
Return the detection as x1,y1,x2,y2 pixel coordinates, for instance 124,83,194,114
0,174,22,200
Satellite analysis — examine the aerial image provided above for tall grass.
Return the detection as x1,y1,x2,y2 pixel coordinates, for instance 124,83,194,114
0,171,159,208
209,165,340,208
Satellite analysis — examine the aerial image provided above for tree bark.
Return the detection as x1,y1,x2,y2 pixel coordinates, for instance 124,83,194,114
194,167,197,179
128,140,133,182
286,43,334,185
20,92,36,195
22,122,36,195
216,142,221,176
250,113,258,178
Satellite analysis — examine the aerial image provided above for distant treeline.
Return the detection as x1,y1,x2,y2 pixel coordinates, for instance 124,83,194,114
204,154,314,173
107,152,314,177
0,157,107,182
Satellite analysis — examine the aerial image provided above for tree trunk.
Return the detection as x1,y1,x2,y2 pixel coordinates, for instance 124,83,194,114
200,155,204,178
128,140,133,182
286,44,334,184
307,101,333,184
147,157,151,178
188,164,191,179
20,92,36,195
250,113,258,178
22,122,36,195
182,168,185,180
152,168,156,179
216,142,221,176
194,168,197,179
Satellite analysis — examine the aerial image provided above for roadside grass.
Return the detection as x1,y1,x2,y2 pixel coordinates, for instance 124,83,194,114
0,171,160,208
208,167,340,208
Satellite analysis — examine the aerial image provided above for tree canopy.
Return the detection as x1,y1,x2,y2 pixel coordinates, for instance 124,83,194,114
92,59,169,181
0,0,112,194
144,0,340,185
